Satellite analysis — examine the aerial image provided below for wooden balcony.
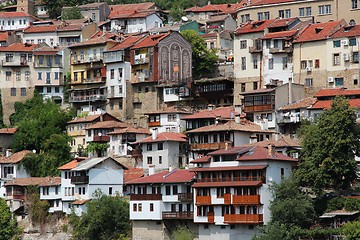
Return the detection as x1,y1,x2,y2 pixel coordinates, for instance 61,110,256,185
190,142,232,151
232,195,261,205
70,94,107,103
197,176,264,183
178,193,193,202
269,46,293,54
93,135,110,142
196,195,211,205
224,214,263,224
130,194,162,201
224,193,231,204
208,212,215,223
12,194,26,200
148,121,161,127
243,104,274,113
2,59,28,66
162,211,193,219
248,46,262,53
71,175,89,185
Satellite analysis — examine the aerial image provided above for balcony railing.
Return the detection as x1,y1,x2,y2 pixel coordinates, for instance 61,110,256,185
82,76,106,84
162,211,193,219
134,56,149,65
269,46,293,54
196,195,211,205
70,94,107,103
2,59,28,66
190,142,232,151
243,104,274,112
208,212,215,223
130,194,162,201
224,193,231,204
197,176,264,183
71,175,89,185
178,193,193,202
232,195,261,205
249,46,262,53
148,121,160,127
224,214,263,224
93,135,110,142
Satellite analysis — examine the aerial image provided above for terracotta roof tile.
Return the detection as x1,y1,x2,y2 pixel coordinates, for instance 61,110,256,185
206,14,229,23
191,165,267,172
314,88,360,98
58,158,83,170
181,106,238,120
242,135,300,148
234,19,275,35
23,25,58,33
267,17,298,28
85,120,130,130
110,3,156,12
279,97,316,110
137,132,187,143
293,20,345,43
127,169,195,184
310,99,360,110
0,32,9,42
262,29,298,39
131,33,169,49
0,43,37,52
72,199,90,205
107,127,150,135
246,0,300,7
331,25,360,39
108,35,145,51
109,9,158,19
0,150,31,164
68,114,101,124
190,156,211,164
124,168,144,183
68,36,115,48
187,120,272,133
185,2,245,14
0,128,17,134
4,177,61,187
0,12,36,18
237,146,297,161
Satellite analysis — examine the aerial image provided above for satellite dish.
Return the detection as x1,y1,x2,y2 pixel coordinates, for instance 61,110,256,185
181,16,189,22
127,146,133,151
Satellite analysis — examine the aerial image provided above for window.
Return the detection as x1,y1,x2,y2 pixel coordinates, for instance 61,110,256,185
133,203,137,212
16,71,20,81
315,59,320,68
306,7,312,16
279,10,284,18
253,56,258,69
166,186,171,195
5,54,13,62
264,12,270,20
353,52,359,63
47,87,51,93
266,40,270,49
285,9,291,18
38,55,44,65
301,60,307,69
333,53,340,66
159,156,162,164
24,71,30,81
352,0,359,9
21,88,26,96
42,187,49,195
268,58,273,70
147,156,152,164
349,38,357,46
55,72,59,80
319,5,331,15
11,88,16,96
241,14,250,23
109,187,113,195
354,79,359,85
267,113,273,121
167,114,176,122
305,78,313,86
55,187,59,195
5,71,11,81
138,203,142,212
282,57,288,69
173,185,178,195
110,69,114,79
91,12,96,20
241,83,246,92
308,60,313,68
38,72,42,80
150,203,154,212
240,40,247,49
335,77,344,86
273,39,279,48
157,142,163,150
333,40,341,48
257,12,263,21
46,72,51,81
299,8,305,16
241,57,246,70
281,168,285,179
146,144,152,151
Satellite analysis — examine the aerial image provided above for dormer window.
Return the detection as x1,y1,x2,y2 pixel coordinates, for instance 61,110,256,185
315,27,323,34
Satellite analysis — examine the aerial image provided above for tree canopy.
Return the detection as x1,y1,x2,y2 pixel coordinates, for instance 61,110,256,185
62,6,83,20
0,198,21,240
11,93,74,177
295,96,360,194
69,192,130,239
180,30,218,79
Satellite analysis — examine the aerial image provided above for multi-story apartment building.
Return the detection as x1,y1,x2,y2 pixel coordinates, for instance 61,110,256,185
201,30,234,62
22,23,59,46
0,12,36,31
78,2,110,22
68,36,117,114
56,20,99,47
128,169,196,240
206,15,237,33
191,145,297,240
236,0,360,25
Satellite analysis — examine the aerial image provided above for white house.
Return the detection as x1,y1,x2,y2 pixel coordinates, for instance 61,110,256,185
0,12,36,31
0,150,31,198
22,23,59,46
136,131,187,173
58,156,128,215
127,169,196,240
39,177,62,213
191,145,297,240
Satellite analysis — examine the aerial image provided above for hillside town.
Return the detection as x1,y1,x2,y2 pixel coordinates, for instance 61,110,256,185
0,0,360,239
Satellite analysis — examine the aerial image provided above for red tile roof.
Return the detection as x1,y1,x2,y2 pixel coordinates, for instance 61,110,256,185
236,146,297,162
191,165,267,172
310,99,360,110
72,199,90,205
131,33,169,49
185,2,245,14
0,43,37,52
293,20,345,43
0,128,17,134
4,177,61,187
108,35,145,51
190,156,211,164
0,32,9,42
245,0,301,7
192,181,263,188
181,106,238,120
124,168,144,183
279,97,316,111
85,120,130,130
244,135,300,148
262,29,297,39
314,88,360,98
267,17,298,28
0,150,31,164
23,25,58,33
67,114,101,124
145,106,192,115
126,169,195,184
108,9,158,19
234,19,275,35
0,12,36,18
331,25,360,39
206,14,229,23
110,2,156,12
68,36,115,48
58,157,87,170
187,120,271,133
137,132,187,143
107,127,150,135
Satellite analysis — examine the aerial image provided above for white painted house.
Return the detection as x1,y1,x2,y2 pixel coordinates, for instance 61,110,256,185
0,12,36,31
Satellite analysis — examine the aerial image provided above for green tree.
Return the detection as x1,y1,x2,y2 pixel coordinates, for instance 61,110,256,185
86,142,109,157
180,30,218,79
172,225,195,240
62,6,83,20
69,192,130,239
253,222,300,240
295,96,360,194
46,0,64,19
0,198,21,240
342,221,360,240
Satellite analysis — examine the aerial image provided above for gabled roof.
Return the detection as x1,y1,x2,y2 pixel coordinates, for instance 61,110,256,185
237,146,297,161
107,35,145,51
191,165,267,171
331,25,360,39
279,97,316,111
314,88,360,98
234,19,275,35
58,157,87,170
131,33,169,49
72,199,90,205
262,29,297,39
190,155,211,164
243,135,300,148
187,120,271,133
23,25,58,33
78,2,107,9
108,9,158,19
0,150,32,164
0,43,37,52
0,128,17,134
267,17,298,29
243,0,301,7
68,114,101,124
71,156,128,171
293,20,345,43
0,32,9,42
310,99,360,110
136,132,187,144
0,12,36,19
181,106,238,120
124,168,144,183
126,169,195,185
206,14,230,23
4,177,61,187
107,127,150,135
85,120,130,130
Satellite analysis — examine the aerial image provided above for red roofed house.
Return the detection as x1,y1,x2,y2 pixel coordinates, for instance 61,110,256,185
127,169,196,240
0,12,37,31
136,131,188,173
191,145,297,240
0,31,19,47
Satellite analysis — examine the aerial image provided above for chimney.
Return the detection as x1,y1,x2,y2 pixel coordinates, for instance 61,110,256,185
152,128,158,140
268,144,275,156
185,164,189,170
207,104,215,111
274,133,280,141
235,114,241,124
148,165,155,175
169,164,173,172
234,104,242,114
5,149,12,158
215,115,221,125
208,1,211,5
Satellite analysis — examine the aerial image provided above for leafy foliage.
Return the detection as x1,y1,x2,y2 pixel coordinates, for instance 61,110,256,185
62,6,83,20
342,221,360,240
180,30,218,79
296,96,360,194
0,198,21,240
69,192,130,240
11,94,74,177
171,225,195,240
326,197,360,212
27,186,50,225
86,142,109,157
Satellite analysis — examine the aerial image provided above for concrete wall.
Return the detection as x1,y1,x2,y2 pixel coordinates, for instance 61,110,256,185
132,220,170,240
